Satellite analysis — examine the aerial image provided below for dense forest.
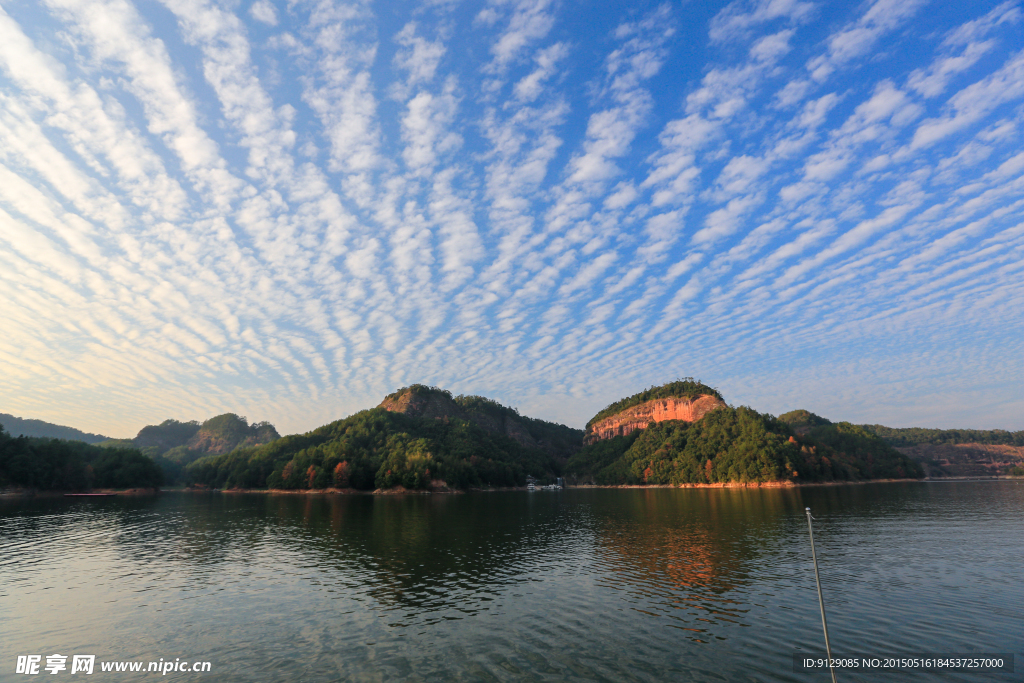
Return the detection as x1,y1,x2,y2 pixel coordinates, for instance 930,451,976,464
566,406,923,485
186,408,560,491
0,424,163,490
778,410,924,478
586,378,723,429
15,382,1010,494
451,392,583,457
860,424,1024,448
380,384,584,461
100,414,280,484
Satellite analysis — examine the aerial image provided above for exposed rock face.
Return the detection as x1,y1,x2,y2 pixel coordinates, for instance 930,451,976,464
133,414,279,456
378,390,543,450
584,395,726,444
134,420,201,451
378,388,583,461
380,390,465,422
184,429,274,456
897,442,1024,477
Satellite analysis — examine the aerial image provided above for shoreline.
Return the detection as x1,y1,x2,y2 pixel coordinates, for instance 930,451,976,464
566,477,931,489
0,488,161,498
3,477,1018,499
174,476,1021,495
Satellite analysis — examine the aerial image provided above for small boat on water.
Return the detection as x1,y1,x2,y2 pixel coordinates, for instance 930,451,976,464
64,493,117,497
527,482,536,491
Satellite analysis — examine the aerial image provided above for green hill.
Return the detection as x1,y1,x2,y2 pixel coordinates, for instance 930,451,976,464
777,410,924,480
99,413,280,484
586,378,723,429
380,385,583,462
569,406,801,485
859,424,1024,448
0,413,109,443
565,391,923,485
186,392,572,491
0,425,162,491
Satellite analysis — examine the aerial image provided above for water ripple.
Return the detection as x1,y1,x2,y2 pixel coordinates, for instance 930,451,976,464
2,484,1022,681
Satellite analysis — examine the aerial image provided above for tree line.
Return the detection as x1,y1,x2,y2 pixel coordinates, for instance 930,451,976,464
185,408,559,491
860,425,1024,448
586,378,724,429
6,385,958,493
0,424,163,490
566,406,923,485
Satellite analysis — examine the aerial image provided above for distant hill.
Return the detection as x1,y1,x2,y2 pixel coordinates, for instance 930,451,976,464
585,378,724,430
186,386,578,491
582,378,726,445
0,424,162,491
379,385,583,462
99,414,280,484
565,384,923,485
0,413,110,444
859,424,1024,477
123,413,280,456
860,424,1024,448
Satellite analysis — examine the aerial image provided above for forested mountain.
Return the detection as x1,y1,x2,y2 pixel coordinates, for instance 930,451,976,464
186,390,570,491
0,425,162,491
585,378,723,429
187,384,928,492
100,414,280,483
777,410,924,480
379,385,583,462
857,423,1024,477
13,387,1017,492
860,424,1024,447
565,395,923,485
0,413,109,443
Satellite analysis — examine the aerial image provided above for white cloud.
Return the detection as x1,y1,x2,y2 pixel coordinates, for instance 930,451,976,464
394,22,446,86
0,0,1021,435
911,50,1024,149
750,28,795,62
250,0,277,26
943,1,1021,47
401,80,462,174
512,41,567,102
774,78,811,107
298,0,383,178
709,0,815,44
693,193,763,244
904,3,1022,100
806,0,927,82
907,40,995,99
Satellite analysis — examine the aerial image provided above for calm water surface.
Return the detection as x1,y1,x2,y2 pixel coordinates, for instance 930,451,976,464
2,483,1022,682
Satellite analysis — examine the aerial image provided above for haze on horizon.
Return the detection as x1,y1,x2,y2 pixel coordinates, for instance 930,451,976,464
0,0,1022,439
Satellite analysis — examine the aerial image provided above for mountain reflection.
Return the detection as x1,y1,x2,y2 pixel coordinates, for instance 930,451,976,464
271,493,584,617
8,489,806,630
210,489,800,627
584,488,803,640
125,492,590,619
6,483,1023,683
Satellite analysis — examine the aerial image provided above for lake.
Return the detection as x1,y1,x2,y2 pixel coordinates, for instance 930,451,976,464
2,483,1022,681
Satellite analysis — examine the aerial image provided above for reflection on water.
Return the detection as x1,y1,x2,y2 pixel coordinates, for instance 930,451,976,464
2,483,1023,682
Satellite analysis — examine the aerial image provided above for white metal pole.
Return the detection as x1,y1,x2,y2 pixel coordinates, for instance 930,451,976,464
806,507,837,683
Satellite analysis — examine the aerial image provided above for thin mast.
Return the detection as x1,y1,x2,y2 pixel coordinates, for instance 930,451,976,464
806,507,837,683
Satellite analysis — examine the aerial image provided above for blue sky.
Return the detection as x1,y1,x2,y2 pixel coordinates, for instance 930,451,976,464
0,0,1022,438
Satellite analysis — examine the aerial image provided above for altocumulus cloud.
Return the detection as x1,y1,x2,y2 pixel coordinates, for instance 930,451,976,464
0,0,1022,436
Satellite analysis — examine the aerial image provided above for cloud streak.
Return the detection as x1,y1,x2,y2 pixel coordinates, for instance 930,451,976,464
0,0,1021,436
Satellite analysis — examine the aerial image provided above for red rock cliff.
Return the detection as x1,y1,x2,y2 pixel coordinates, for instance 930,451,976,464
584,395,726,445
